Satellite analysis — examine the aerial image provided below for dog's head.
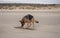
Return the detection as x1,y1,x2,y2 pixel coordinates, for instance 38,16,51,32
19,20,25,27
19,20,21,22
19,20,24,24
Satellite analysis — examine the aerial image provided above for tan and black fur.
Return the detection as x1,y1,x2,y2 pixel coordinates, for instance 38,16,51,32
19,14,39,28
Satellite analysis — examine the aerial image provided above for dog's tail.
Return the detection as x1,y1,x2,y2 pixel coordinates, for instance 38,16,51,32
35,20,39,23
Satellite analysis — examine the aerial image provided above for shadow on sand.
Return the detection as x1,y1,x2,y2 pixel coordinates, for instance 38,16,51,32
14,26,35,30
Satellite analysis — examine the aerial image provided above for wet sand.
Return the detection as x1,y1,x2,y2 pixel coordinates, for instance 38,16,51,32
0,10,60,38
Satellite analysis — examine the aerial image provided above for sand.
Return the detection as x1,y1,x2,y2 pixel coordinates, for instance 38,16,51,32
0,10,60,38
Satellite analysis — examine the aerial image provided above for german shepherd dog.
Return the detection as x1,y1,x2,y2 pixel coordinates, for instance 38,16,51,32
19,14,39,29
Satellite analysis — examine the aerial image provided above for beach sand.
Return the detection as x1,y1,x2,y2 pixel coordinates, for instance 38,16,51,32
0,10,60,38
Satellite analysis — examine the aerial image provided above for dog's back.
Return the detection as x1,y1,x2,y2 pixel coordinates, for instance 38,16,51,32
23,14,33,21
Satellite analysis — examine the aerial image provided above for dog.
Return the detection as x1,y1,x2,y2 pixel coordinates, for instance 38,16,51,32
19,14,39,29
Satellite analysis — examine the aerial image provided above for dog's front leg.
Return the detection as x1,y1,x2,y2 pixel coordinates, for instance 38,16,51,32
27,22,32,28
26,23,30,29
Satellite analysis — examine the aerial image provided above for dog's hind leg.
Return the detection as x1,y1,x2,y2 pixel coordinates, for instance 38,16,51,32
32,22,35,29
31,18,35,29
